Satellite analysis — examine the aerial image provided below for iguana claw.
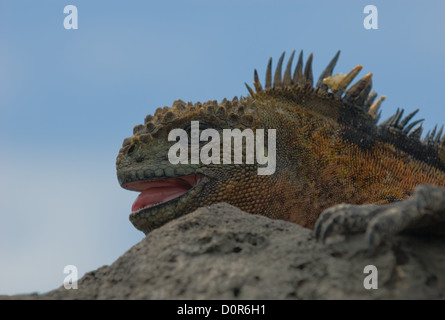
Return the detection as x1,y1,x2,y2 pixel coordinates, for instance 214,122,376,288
314,184,445,248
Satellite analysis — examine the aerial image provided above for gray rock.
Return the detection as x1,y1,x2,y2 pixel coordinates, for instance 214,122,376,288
4,203,445,299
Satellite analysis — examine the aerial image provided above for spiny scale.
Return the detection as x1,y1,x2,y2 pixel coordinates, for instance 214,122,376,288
273,52,285,88
293,51,304,85
316,50,341,90
282,50,296,87
247,50,445,149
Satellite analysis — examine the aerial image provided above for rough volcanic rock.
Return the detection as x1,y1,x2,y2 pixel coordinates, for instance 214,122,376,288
4,203,445,299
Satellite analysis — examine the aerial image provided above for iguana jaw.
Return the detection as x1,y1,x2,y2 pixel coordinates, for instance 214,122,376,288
121,173,206,233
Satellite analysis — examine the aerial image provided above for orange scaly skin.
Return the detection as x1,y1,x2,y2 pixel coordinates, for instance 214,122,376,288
117,50,445,245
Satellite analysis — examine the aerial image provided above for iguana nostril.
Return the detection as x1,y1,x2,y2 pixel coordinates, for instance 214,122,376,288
135,156,144,163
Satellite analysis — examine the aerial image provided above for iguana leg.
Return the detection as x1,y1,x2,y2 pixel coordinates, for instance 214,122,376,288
314,184,445,247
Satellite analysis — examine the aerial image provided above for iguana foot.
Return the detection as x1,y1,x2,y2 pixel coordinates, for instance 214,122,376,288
314,184,445,248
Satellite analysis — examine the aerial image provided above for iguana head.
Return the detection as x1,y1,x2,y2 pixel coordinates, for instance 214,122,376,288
116,95,286,234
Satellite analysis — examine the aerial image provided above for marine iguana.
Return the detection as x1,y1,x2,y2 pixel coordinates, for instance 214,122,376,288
116,49,445,247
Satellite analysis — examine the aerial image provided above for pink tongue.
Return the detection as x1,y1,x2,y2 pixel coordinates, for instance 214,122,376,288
126,174,202,213
131,186,189,212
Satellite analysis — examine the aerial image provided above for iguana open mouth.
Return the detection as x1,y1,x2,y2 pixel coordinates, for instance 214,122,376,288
122,174,204,213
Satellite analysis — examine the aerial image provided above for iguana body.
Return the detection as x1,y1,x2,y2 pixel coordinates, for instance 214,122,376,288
116,50,445,244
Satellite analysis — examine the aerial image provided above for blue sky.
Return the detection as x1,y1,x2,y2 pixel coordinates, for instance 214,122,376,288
1,0,445,294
